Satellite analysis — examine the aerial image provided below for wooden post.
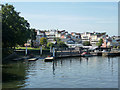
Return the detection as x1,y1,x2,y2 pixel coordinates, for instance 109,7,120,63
61,48,62,57
53,47,55,57
70,48,72,56
50,46,52,53
53,61,55,75
79,47,82,54
50,46,52,56
40,46,42,55
25,45,27,56
55,48,57,57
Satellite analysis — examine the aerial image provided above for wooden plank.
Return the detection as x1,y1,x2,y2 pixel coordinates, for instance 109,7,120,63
28,58,37,61
45,57,54,59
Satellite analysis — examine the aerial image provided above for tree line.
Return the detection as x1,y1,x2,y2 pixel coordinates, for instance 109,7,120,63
2,4,36,58
2,3,68,58
2,4,37,49
40,37,68,49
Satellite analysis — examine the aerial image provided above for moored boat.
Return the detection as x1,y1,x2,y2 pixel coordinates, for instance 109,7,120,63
81,52,92,57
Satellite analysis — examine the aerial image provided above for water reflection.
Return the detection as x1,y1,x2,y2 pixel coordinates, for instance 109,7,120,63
107,56,114,76
108,56,110,66
111,58,114,76
85,57,89,65
52,61,55,76
2,61,28,88
51,56,117,79
2,56,118,88
79,57,82,64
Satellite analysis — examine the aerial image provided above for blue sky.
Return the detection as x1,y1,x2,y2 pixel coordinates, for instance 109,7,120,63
7,2,118,36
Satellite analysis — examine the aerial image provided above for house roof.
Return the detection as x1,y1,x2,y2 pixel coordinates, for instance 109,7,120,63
39,31,45,33
57,30,66,33
75,33,81,35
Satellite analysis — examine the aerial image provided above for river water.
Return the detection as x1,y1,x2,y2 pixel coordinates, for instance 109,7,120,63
2,56,118,88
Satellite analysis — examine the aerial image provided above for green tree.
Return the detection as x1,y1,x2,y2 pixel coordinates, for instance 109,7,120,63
57,41,68,48
2,3,30,49
53,37,68,48
96,39,103,47
47,42,54,48
113,46,116,48
54,37,61,42
29,28,37,47
83,41,91,46
0,9,2,23
117,46,120,49
40,37,47,47
2,4,31,58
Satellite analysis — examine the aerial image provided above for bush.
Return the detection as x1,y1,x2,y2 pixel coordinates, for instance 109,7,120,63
47,42,54,49
117,46,120,49
83,41,91,46
57,41,68,48
40,37,47,47
113,46,116,48
96,39,103,47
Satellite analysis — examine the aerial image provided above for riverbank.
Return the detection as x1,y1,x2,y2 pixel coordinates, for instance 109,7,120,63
15,47,49,50
2,48,50,63
14,49,50,56
3,47,120,63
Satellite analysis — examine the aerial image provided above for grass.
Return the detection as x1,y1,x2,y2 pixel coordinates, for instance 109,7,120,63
15,47,49,50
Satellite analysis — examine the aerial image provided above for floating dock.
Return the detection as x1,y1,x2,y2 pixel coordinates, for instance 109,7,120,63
44,57,54,62
102,52,120,56
28,58,38,61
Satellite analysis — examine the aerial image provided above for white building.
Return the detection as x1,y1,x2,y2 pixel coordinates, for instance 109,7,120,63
45,30,56,42
35,30,46,45
81,32,91,42
81,32,107,46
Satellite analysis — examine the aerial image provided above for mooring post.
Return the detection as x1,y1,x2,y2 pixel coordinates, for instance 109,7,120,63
40,46,42,55
79,47,81,54
53,47,55,57
70,48,72,56
50,46,52,53
25,45,27,56
55,48,57,57
61,48,62,57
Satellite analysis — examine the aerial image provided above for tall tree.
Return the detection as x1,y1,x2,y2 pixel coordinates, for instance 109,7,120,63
29,28,37,47
47,42,54,48
96,39,103,47
40,37,47,47
2,3,30,49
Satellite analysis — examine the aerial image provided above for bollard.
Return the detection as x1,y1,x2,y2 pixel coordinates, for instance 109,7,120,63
25,45,27,56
